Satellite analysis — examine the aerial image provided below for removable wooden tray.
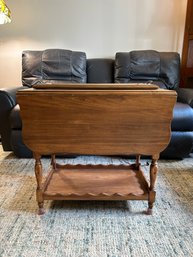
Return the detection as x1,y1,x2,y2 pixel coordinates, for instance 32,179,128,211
43,164,149,201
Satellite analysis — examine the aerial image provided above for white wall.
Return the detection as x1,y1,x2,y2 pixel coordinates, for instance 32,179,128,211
0,0,188,87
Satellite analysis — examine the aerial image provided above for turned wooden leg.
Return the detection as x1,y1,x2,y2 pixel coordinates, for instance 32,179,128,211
51,154,56,170
146,154,159,215
135,155,141,168
34,153,45,215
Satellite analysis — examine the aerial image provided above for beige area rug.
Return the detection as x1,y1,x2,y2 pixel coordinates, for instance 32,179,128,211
0,147,193,257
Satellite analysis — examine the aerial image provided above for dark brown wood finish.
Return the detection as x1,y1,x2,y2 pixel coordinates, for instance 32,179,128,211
181,0,193,87
17,83,177,215
33,82,159,90
17,86,176,156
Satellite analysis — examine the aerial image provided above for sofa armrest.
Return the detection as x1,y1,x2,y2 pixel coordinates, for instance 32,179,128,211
0,86,28,150
176,88,193,108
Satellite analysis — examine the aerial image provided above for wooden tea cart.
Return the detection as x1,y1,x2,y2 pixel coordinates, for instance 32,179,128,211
17,83,176,215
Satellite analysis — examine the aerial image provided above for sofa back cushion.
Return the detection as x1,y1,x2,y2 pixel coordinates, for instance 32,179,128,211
130,50,160,79
22,49,87,87
115,50,180,89
87,59,114,83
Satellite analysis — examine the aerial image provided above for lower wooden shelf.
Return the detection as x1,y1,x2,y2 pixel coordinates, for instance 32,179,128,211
43,164,149,201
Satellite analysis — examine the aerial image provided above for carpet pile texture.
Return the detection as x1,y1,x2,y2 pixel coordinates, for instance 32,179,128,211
0,148,192,257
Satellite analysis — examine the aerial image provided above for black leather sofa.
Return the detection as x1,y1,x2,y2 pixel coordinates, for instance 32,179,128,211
0,49,193,158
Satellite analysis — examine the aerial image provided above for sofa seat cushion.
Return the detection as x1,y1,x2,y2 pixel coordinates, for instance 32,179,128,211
9,104,22,129
161,131,193,158
172,102,193,131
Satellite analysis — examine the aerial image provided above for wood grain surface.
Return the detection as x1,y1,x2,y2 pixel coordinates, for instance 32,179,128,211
17,84,176,156
43,164,149,201
16,84,176,214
